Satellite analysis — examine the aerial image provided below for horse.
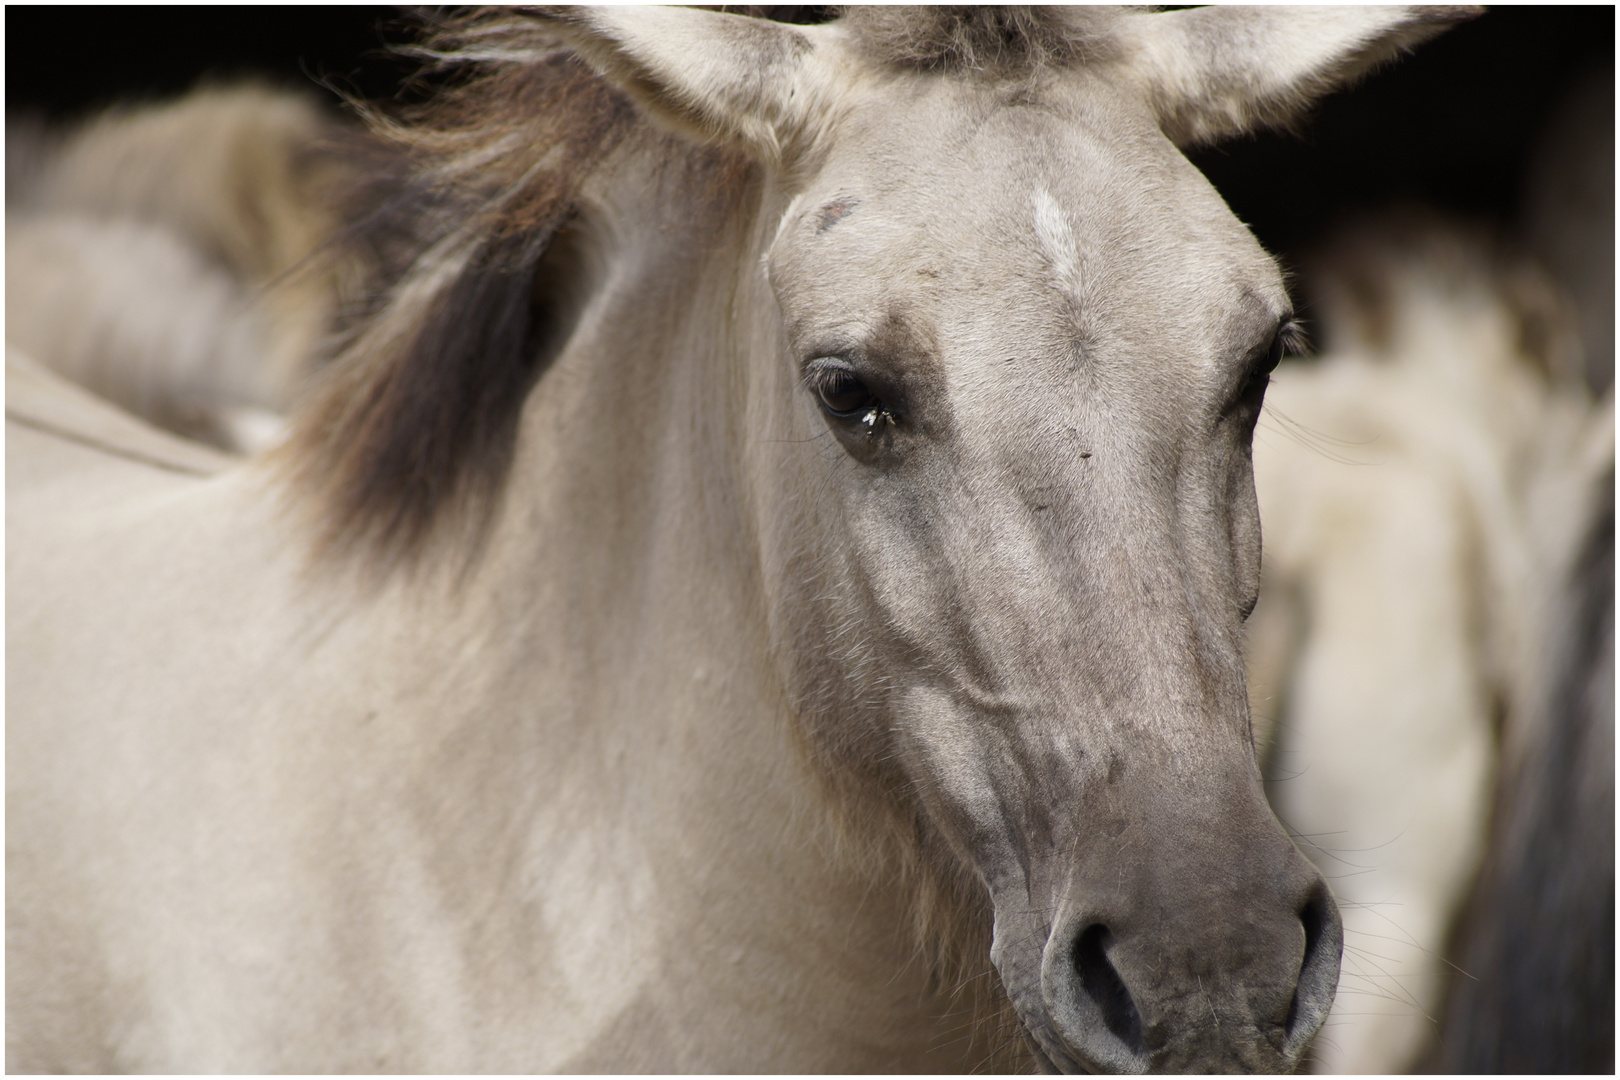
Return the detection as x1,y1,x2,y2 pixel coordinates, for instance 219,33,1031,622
6,7,1475,1071
6,84,363,452
1245,212,1612,1072
1434,454,1614,1073
1432,64,1616,1071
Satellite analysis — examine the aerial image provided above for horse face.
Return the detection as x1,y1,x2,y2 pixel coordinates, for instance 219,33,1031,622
761,72,1336,1073
544,5,1473,1070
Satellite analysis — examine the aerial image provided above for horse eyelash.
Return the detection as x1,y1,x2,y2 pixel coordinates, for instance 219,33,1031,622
1278,318,1310,357
802,359,865,394
802,362,844,395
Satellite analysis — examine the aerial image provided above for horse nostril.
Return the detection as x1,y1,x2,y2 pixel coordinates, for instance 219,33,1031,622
1074,924,1144,1051
1285,887,1343,1047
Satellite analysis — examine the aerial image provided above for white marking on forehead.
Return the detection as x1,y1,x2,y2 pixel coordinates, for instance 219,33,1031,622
1032,186,1086,306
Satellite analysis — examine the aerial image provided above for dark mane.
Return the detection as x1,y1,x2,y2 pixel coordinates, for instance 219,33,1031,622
278,11,642,566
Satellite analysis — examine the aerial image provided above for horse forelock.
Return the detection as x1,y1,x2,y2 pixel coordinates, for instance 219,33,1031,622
839,5,1125,75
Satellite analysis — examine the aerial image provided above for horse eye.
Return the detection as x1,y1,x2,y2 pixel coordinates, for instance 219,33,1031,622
1266,330,1285,372
1238,324,1294,407
816,370,879,418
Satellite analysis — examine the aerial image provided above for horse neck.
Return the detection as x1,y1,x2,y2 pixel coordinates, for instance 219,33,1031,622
400,138,984,1064
469,137,786,794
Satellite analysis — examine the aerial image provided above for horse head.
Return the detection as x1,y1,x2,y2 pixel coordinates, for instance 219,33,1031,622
540,6,1475,1072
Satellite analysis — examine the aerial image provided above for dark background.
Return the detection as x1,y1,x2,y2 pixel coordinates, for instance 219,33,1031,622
6,6,1613,263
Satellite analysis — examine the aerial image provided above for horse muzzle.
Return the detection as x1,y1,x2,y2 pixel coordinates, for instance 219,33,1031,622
987,813,1343,1073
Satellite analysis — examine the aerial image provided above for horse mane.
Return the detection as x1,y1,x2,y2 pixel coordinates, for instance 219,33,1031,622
277,11,642,565
276,7,1127,568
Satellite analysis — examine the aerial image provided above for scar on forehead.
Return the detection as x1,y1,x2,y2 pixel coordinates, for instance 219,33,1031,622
816,198,859,233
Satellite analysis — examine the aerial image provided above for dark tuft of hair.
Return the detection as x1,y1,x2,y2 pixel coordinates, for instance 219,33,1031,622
840,6,1124,76
1278,318,1311,358
277,13,639,568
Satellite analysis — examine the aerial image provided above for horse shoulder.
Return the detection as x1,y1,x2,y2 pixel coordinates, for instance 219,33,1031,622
7,348,235,488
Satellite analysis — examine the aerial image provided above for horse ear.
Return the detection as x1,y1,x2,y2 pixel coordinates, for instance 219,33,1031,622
1116,6,1482,147
539,6,833,163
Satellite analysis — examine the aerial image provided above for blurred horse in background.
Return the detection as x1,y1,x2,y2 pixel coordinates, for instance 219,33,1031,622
1431,63,1615,1074
1248,206,1611,1072
6,85,367,452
